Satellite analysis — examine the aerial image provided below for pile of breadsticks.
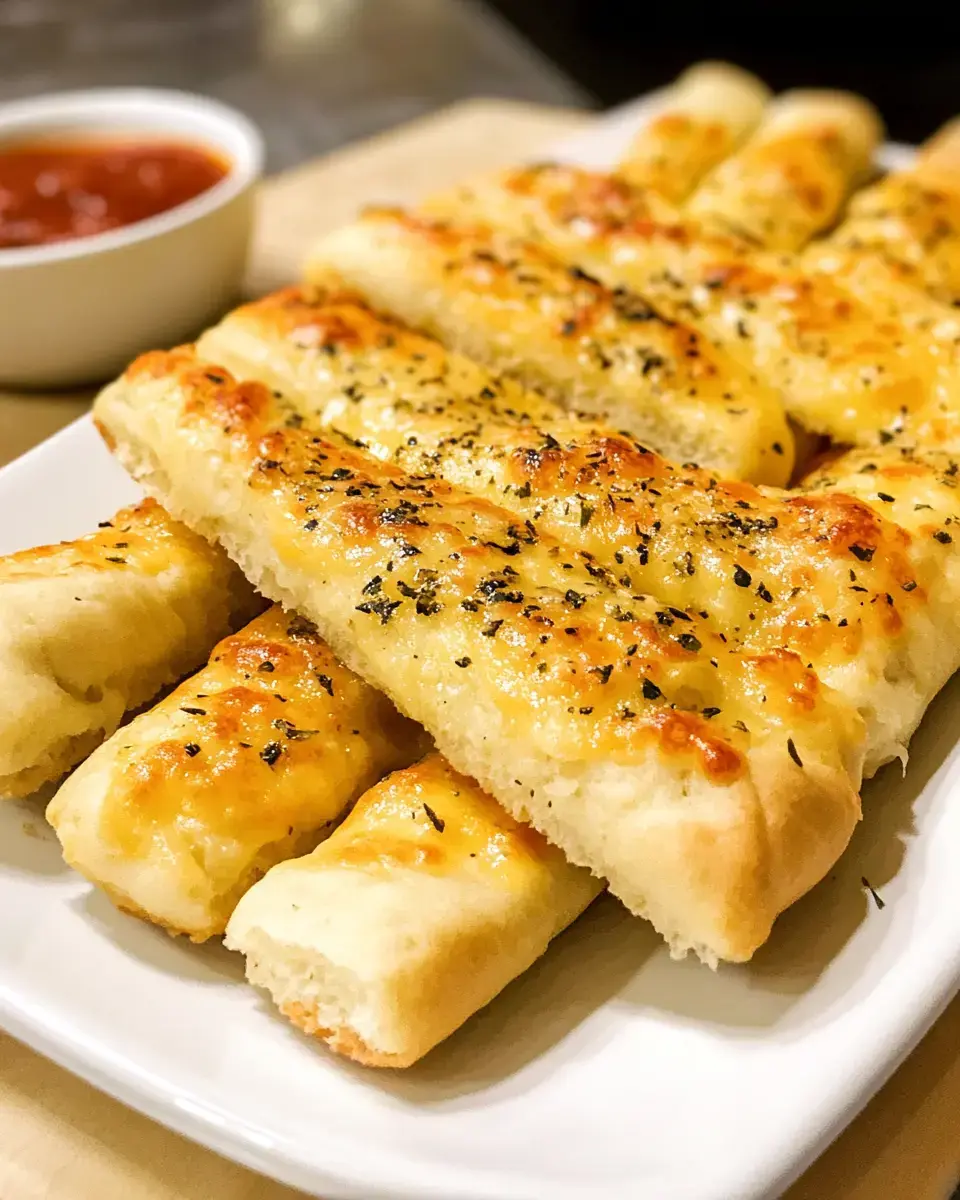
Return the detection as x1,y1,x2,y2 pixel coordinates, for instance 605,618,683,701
4,62,960,1068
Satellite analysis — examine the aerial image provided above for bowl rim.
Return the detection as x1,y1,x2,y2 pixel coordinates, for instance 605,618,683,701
0,87,264,269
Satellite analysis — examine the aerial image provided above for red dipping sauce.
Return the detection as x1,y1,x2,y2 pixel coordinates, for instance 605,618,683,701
0,139,229,250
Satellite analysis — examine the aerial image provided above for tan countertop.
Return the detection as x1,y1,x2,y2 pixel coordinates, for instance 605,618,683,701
0,98,957,1200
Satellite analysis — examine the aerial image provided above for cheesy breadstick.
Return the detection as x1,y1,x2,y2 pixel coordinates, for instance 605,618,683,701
824,117,960,305
225,753,602,1067
94,350,865,964
48,604,423,939
686,89,882,250
0,499,256,798
617,61,770,203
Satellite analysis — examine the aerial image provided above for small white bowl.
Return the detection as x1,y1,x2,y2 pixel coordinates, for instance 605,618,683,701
0,89,263,390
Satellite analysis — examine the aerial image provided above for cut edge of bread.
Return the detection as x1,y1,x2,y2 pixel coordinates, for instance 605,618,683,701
235,928,415,1068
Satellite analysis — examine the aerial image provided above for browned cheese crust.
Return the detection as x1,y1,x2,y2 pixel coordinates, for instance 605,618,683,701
200,283,960,775
92,350,866,962
48,604,423,939
306,209,794,484
422,163,960,446
0,498,257,798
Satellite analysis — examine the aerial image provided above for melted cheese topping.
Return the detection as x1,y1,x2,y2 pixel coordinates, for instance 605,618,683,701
198,284,952,773
804,441,960,547
307,752,563,883
98,604,418,859
828,169,960,306
616,62,769,203
423,164,960,445
107,351,863,784
686,90,882,250
0,496,215,585
307,209,793,484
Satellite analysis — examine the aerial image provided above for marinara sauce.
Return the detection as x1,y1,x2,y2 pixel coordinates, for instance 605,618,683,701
0,139,229,250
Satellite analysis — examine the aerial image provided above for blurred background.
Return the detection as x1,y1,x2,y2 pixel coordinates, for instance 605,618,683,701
4,0,960,173
0,0,585,173
490,1,960,146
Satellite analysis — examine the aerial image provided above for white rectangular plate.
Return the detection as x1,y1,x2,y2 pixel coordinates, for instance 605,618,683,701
1,102,958,1200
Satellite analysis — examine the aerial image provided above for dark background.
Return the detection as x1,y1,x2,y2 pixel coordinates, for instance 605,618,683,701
485,0,960,144
5,0,960,169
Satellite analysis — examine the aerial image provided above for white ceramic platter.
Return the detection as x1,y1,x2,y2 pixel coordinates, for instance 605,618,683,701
1,101,958,1200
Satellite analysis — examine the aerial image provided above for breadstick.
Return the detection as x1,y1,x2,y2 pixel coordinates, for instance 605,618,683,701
618,62,770,202
686,89,883,249
225,753,602,1067
93,350,865,963
48,605,423,939
0,499,256,798
825,117,960,305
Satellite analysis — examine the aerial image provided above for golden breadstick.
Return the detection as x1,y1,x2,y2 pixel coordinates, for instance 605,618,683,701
48,605,423,940
618,61,770,202
825,116,960,305
0,499,257,799
93,350,864,964
226,753,602,1067
686,89,883,249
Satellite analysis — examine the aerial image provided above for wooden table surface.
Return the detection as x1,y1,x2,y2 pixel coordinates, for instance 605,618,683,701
0,98,958,1200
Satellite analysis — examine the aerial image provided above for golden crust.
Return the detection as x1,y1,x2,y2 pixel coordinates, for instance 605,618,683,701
94,349,864,962
686,89,883,250
48,604,424,940
306,210,794,484
617,62,771,202
228,753,601,1067
423,162,958,445
199,283,956,773
0,498,257,798
280,1002,407,1068
827,139,960,306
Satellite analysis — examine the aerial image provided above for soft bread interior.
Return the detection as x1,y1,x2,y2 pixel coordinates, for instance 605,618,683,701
226,754,602,1066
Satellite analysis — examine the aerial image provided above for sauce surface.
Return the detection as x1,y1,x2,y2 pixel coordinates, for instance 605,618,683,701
0,138,228,249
